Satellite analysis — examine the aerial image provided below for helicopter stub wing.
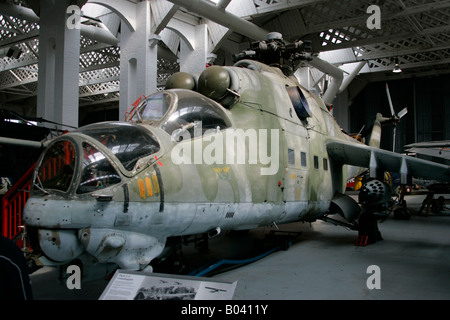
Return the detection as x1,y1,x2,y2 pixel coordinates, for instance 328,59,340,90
326,139,450,184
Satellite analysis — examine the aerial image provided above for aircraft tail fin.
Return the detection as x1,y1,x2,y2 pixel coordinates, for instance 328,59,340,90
368,113,390,148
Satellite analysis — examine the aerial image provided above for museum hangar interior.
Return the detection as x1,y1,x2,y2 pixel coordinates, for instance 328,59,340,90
1,0,450,300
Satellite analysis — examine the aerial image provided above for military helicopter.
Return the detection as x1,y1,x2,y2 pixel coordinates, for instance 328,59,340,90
23,33,450,272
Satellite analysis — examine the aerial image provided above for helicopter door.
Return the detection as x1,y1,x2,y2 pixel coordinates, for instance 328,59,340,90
280,132,310,222
283,134,308,203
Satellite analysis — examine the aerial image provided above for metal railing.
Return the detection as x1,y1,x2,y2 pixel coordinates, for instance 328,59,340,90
1,164,35,241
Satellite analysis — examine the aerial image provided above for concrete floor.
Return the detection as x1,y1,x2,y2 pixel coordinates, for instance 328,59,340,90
30,192,450,300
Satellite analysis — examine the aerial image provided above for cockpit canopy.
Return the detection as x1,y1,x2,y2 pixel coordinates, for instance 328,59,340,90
127,89,232,138
33,90,231,196
75,122,160,171
33,122,161,196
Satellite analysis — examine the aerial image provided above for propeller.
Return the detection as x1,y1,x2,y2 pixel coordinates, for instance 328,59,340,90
386,83,408,151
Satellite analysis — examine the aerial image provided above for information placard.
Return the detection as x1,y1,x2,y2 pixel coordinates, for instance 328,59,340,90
99,269,237,300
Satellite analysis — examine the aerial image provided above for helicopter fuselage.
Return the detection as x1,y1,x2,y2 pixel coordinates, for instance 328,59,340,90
23,61,362,270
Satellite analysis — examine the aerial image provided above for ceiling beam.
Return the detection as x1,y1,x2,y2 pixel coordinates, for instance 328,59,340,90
360,44,450,63
301,0,450,36
0,30,39,49
151,0,180,34
251,0,331,17
0,3,119,45
324,42,450,65
318,23,450,52
365,57,450,73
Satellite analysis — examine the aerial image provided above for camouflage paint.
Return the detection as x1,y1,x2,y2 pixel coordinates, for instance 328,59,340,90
24,61,365,270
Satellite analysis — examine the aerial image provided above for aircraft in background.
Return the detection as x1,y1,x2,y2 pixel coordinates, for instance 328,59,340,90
405,141,450,161
22,33,450,273
385,83,408,152
404,140,450,203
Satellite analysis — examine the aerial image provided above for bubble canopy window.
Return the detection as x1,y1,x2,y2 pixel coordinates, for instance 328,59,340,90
77,142,121,194
131,90,232,137
75,122,160,171
136,92,172,121
35,140,76,193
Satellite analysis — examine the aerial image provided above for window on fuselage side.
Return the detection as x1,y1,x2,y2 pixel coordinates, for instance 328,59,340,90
323,158,328,171
313,155,319,169
300,151,307,167
288,149,295,166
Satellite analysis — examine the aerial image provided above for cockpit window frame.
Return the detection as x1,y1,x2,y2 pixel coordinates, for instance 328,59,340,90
76,141,122,195
31,122,166,198
131,89,232,141
32,136,81,197
130,91,179,125
73,122,162,176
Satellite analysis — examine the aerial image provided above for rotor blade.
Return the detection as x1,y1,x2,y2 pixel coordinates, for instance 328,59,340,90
398,107,408,119
386,83,395,117
393,126,396,152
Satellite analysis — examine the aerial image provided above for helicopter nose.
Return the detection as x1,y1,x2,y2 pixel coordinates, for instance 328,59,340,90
23,197,72,228
24,198,86,262
38,229,84,262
